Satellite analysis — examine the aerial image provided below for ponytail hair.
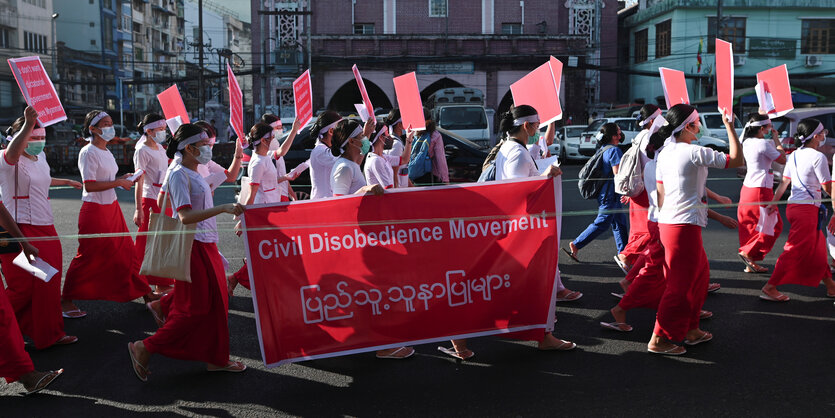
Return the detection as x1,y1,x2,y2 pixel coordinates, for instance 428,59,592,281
647,103,696,159
638,104,661,129
246,122,273,149
421,108,436,134
5,116,25,137
497,105,538,138
82,109,109,137
311,110,342,139
596,122,620,148
165,123,204,159
331,119,361,157
795,118,822,148
742,113,770,141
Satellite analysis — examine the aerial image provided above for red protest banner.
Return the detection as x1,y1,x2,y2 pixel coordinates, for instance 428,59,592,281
510,56,563,125
241,178,563,367
7,56,66,126
393,72,425,131
227,63,245,146
659,67,689,109
352,64,376,124
293,70,314,127
157,85,190,124
756,64,793,118
715,39,734,121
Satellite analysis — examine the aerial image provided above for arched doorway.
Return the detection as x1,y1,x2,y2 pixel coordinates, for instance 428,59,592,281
420,77,465,103
326,79,393,114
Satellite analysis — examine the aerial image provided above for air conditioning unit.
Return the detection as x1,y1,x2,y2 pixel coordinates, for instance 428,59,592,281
806,55,822,67
733,55,746,66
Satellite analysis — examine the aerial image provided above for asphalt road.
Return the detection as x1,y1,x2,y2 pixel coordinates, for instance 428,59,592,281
2,164,835,416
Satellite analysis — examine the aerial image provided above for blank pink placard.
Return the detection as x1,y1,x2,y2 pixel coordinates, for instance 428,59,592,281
756,65,794,118
393,72,425,131
659,67,689,109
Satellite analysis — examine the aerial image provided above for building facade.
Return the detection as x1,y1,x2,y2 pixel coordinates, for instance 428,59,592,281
252,0,618,125
620,0,835,108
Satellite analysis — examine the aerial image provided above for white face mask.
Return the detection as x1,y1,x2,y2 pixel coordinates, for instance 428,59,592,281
99,126,116,141
268,136,280,151
153,130,167,144
195,145,212,165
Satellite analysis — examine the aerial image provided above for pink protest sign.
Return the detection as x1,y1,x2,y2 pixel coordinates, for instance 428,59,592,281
352,64,376,124
756,65,793,119
510,56,563,125
293,70,314,127
393,72,425,131
659,67,689,109
715,39,734,121
157,85,190,124
7,56,67,126
227,63,245,146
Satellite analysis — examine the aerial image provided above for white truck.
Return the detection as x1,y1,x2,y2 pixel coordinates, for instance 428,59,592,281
427,88,491,149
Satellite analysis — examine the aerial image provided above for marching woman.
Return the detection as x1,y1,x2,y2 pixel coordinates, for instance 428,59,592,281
737,113,786,273
563,123,628,262
128,124,247,381
329,118,417,360
309,111,343,200
61,110,151,318
648,104,743,355
0,106,81,348
762,118,835,302
227,120,303,293
409,109,449,186
191,121,243,192
439,106,572,360
261,114,301,202
0,202,63,394
133,113,174,293
383,109,409,188
364,122,412,189
615,105,661,274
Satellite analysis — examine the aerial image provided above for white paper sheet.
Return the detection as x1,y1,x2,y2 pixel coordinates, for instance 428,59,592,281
535,156,559,174
354,103,370,122
120,169,144,190
755,206,779,236
289,161,310,178
13,251,59,283
165,116,183,134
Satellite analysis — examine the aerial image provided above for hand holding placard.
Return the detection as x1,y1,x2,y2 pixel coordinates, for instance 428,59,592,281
756,65,793,118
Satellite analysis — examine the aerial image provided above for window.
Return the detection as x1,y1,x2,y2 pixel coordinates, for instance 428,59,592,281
103,17,113,49
91,39,97,46
655,20,671,58
90,22,95,28
429,0,447,17
0,28,9,49
802,19,835,54
634,28,648,63
708,17,746,53
353,23,375,35
23,0,46,8
0,80,13,107
501,23,523,35
23,31,47,54
135,47,144,61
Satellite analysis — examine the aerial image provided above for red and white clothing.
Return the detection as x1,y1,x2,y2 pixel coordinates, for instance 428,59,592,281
495,140,538,180
63,144,150,302
0,150,66,349
619,130,653,265
133,140,174,287
170,153,228,192
248,152,282,204
738,136,783,261
654,142,727,342
275,156,290,199
384,139,408,188
0,286,34,384
527,143,544,161
364,152,400,189
310,141,338,199
144,165,231,366
331,157,366,196
769,147,832,287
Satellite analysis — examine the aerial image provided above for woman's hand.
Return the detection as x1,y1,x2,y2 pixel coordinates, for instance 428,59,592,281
717,214,738,229
541,165,562,178
291,117,302,133
714,195,732,205
620,195,630,204
361,184,385,196
223,203,245,216
133,209,142,227
23,106,38,125
66,180,83,189
235,220,243,237
115,178,134,189
828,215,835,235
766,203,779,214
21,241,39,261
363,118,375,138
721,107,735,128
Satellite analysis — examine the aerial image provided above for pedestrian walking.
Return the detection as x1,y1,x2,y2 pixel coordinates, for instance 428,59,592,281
364,122,412,189
309,111,343,200
383,109,409,188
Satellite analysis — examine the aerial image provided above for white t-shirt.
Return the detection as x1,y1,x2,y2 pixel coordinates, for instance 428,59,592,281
496,140,538,180
79,143,119,204
275,155,289,197
165,165,217,243
170,153,227,191
742,137,781,188
0,150,53,225
364,152,399,189
248,152,282,204
656,141,728,227
310,141,338,200
643,153,660,223
527,143,543,161
331,157,366,196
783,147,832,205
633,129,652,169
384,139,408,188
133,140,169,199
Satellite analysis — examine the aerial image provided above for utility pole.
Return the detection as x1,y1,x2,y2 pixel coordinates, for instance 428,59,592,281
716,0,723,37
198,0,204,120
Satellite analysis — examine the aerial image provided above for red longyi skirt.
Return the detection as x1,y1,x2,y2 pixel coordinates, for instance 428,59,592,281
769,204,831,287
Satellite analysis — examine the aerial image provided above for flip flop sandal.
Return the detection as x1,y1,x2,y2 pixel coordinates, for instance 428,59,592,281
24,369,63,396
146,302,165,328
437,346,475,360
556,290,583,302
759,291,790,302
539,340,576,351
613,256,631,274
647,345,686,356
599,321,633,332
208,361,247,372
610,292,624,299
62,309,87,319
375,346,415,359
54,335,78,345
127,343,150,382
699,310,713,320
738,254,767,273
684,332,713,346
561,247,580,262
707,283,721,293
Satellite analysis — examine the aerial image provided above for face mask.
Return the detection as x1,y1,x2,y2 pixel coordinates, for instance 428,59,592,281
528,131,540,145
194,145,212,165
99,126,116,141
693,127,703,140
268,137,280,151
384,136,394,149
359,137,371,155
153,130,167,144
25,140,45,155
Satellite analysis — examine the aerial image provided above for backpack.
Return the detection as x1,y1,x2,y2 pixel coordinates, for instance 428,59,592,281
577,145,614,199
614,143,645,197
408,132,433,180
477,140,505,182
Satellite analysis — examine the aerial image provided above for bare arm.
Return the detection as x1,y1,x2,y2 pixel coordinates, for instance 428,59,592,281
178,203,243,225
224,139,244,182
770,127,787,165
275,118,303,159
5,106,38,165
133,173,145,226
708,209,738,229
657,182,665,209
706,187,732,205
768,176,792,213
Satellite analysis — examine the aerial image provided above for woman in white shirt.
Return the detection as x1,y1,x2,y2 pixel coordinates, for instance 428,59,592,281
364,122,412,189
261,114,300,201
309,111,343,199
128,124,247,381
737,114,786,274
192,121,244,192
383,109,409,188
133,113,175,293
648,104,743,356
763,118,835,301
61,110,151,318
0,107,81,348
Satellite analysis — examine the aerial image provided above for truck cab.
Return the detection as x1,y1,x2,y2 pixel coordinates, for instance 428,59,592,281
427,88,490,149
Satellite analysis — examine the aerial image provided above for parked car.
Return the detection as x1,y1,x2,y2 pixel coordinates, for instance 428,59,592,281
556,124,589,162
580,118,641,156
700,111,743,142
